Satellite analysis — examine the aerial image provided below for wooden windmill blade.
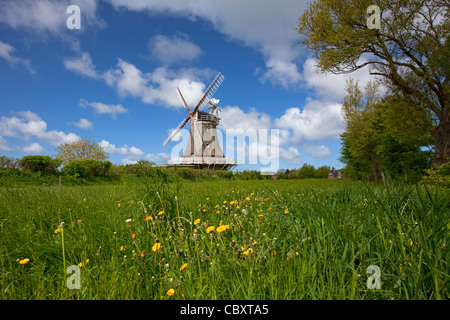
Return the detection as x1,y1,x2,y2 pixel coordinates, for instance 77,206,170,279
177,86,203,152
162,115,190,148
192,72,224,114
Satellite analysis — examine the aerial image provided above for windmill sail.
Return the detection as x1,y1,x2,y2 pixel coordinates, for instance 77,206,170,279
193,72,224,113
163,116,190,148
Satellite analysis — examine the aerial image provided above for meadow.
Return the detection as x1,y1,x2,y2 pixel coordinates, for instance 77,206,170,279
0,176,448,300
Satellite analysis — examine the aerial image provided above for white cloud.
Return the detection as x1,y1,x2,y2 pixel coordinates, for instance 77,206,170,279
275,99,345,144
302,57,374,100
0,0,105,36
104,59,208,108
0,136,14,152
280,146,303,164
219,106,272,131
98,140,144,157
145,152,171,163
303,144,332,159
149,33,202,65
0,111,80,146
23,142,45,154
79,99,128,119
105,0,307,87
69,118,93,129
64,52,99,79
0,41,36,74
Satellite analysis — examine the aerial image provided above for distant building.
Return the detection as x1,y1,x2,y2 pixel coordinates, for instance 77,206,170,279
328,167,342,179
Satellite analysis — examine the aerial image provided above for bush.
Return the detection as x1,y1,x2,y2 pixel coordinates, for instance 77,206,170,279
19,155,61,174
422,161,450,187
63,159,113,178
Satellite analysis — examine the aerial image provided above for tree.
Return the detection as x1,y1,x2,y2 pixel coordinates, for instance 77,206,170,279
54,138,108,165
297,163,316,179
340,79,433,181
297,0,449,167
341,79,384,181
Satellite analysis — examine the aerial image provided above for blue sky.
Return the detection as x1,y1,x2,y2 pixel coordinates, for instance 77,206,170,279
0,0,374,172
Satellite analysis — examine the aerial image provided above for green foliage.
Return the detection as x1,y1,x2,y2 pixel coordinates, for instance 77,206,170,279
297,163,316,179
63,159,113,178
19,155,62,174
297,0,449,167
54,138,109,165
422,161,450,187
340,79,432,182
0,155,19,170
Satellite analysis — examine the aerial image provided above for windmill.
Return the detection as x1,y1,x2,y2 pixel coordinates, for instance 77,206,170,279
162,72,236,171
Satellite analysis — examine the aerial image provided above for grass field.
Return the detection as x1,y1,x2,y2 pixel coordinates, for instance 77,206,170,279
0,177,448,300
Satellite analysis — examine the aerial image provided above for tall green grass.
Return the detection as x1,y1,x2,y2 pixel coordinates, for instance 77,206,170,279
0,179,448,299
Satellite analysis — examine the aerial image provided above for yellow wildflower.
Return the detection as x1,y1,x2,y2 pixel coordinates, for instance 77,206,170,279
78,262,83,268
284,209,288,214
167,289,175,296
180,263,188,271
18,258,30,265
246,197,251,201
152,243,162,251
258,214,263,217
216,225,229,233
117,203,121,208
230,201,235,205
223,200,227,204
120,245,126,251
158,211,164,216
145,216,152,221
54,228,62,234
131,233,136,239
206,226,215,234
194,218,201,225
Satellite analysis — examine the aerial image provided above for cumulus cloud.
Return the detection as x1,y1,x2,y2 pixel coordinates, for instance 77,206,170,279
219,106,272,131
79,99,128,119
103,59,208,108
23,142,45,154
0,0,105,36
69,118,93,129
0,41,36,74
303,144,332,159
275,99,345,144
99,140,144,157
145,152,171,164
148,33,202,65
105,0,307,87
0,136,14,152
302,57,374,100
0,111,80,146
64,52,99,79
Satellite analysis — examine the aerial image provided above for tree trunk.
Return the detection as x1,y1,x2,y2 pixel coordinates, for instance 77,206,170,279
370,162,380,182
431,118,450,168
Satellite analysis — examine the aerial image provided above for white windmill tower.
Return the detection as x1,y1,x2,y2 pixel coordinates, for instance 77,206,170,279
162,72,236,171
